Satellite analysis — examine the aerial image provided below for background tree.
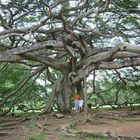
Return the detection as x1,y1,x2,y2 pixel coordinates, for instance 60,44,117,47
0,0,140,114
87,68,140,109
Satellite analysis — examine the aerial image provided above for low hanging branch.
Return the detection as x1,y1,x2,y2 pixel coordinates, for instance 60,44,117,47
0,70,42,116
0,66,46,107
40,77,63,114
46,67,56,84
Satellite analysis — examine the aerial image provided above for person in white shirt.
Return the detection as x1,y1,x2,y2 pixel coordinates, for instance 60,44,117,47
78,97,84,112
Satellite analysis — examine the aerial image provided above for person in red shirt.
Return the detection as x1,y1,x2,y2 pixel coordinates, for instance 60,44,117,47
74,93,80,112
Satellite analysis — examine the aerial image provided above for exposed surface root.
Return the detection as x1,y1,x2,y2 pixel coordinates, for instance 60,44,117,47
1,108,140,140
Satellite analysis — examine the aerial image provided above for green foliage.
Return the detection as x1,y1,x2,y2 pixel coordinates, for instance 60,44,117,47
61,0,70,17
0,63,29,100
123,16,140,28
113,0,140,13
0,61,63,113
0,63,45,111
87,68,140,108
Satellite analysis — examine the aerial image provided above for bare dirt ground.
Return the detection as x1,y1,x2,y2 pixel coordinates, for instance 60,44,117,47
0,108,140,140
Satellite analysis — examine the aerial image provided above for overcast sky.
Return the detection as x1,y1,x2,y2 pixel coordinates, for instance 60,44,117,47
0,0,10,31
0,0,11,4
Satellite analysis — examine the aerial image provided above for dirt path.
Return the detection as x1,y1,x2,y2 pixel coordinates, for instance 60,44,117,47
83,109,140,137
79,119,140,137
0,109,140,140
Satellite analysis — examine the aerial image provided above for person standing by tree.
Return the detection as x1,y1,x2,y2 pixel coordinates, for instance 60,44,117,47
74,93,80,112
78,97,84,112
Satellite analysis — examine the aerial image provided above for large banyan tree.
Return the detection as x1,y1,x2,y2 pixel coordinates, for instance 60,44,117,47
0,0,140,114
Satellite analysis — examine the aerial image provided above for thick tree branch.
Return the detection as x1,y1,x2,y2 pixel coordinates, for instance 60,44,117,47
21,53,68,72
73,58,140,84
0,40,64,62
78,42,140,68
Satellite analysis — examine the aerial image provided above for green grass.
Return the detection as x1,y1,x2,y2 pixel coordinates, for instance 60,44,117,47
119,117,132,123
15,110,35,116
85,136,109,140
28,130,46,140
58,134,109,140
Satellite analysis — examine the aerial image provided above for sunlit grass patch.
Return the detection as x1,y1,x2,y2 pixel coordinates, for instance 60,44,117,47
58,134,109,140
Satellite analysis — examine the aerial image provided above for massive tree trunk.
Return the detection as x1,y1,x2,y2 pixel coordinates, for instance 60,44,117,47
42,74,74,114
57,73,73,113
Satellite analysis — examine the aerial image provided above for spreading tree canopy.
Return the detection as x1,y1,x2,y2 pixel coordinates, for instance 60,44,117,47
0,0,140,114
